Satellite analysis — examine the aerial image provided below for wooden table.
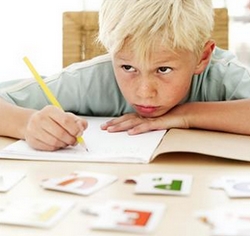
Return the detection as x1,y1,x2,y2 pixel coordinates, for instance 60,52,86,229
1,137,249,236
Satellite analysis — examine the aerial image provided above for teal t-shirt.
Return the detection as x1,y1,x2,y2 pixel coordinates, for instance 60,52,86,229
0,47,250,116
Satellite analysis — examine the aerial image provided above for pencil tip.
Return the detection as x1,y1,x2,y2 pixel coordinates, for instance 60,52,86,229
79,142,89,152
77,136,88,151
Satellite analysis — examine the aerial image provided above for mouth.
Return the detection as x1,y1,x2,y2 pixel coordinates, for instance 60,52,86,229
134,104,160,116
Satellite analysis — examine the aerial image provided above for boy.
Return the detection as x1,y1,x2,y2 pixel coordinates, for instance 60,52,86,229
0,0,250,151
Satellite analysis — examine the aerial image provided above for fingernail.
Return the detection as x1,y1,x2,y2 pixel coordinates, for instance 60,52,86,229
107,127,113,132
76,130,83,137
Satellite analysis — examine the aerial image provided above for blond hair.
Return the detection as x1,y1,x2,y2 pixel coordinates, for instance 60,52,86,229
98,0,214,59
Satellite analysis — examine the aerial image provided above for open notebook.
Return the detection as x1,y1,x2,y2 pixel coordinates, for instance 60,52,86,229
0,117,165,164
1,116,250,164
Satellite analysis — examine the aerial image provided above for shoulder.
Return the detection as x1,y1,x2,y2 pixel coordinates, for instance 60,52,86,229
187,47,250,101
209,47,250,79
209,47,250,99
63,54,113,73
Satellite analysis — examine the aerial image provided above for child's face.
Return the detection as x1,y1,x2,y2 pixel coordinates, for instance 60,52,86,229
112,44,202,118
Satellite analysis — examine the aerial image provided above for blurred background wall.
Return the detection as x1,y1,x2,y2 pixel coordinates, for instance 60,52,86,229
0,0,249,82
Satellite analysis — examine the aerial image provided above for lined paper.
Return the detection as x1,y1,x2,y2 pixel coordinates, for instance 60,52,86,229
0,117,165,164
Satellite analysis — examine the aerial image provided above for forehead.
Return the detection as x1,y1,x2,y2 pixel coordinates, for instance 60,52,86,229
115,41,190,63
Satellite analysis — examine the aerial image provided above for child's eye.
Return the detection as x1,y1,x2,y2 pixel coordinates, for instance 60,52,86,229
121,65,136,72
157,67,172,74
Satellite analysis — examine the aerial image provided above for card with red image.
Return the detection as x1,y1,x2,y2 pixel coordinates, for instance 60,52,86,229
89,200,166,234
41,171,117,196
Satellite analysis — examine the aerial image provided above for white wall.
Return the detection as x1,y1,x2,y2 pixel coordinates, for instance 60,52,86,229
0,0,102,82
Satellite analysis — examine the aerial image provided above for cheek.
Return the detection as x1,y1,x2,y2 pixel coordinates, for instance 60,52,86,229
173,79,192,100
159,77,192,103
114,70,125,89
174,77,192,93
114,71,134,98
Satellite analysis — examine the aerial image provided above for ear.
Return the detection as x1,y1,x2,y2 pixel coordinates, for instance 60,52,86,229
194,40,215,74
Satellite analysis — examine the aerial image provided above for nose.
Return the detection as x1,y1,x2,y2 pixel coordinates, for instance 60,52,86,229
135,76,157,99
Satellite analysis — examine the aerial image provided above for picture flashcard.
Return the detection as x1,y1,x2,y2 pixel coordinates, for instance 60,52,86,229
41,170,117,196
0,171,25,192
210,176,250,198
0,198,75,228
196,205,250,236
126,173,193,196
90,200,166,234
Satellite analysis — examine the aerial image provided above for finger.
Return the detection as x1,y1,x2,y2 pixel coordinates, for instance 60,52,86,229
25,112,70,149
28,110,76,147
36,114,77,146
28,139,66,151
50,112,87,138
128,119,166,135
101,114,138,130
25,131,68,151
106,118,144,132
101,117,124,130
75,118,88,137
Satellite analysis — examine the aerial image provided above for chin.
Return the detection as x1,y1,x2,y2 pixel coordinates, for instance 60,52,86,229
137,111,165,118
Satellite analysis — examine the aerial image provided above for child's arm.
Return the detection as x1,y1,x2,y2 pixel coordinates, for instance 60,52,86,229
101,99,250,135
0,98,87,150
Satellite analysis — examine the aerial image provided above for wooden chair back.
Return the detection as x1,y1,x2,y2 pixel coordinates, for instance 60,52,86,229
63,8,228,67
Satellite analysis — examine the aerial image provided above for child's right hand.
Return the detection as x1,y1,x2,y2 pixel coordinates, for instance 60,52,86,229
24,105,88,151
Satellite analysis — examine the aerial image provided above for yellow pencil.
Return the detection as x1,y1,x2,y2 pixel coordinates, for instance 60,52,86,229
23,56,88,151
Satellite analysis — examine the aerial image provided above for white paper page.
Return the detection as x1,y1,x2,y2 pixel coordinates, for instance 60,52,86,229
0,117,165,164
